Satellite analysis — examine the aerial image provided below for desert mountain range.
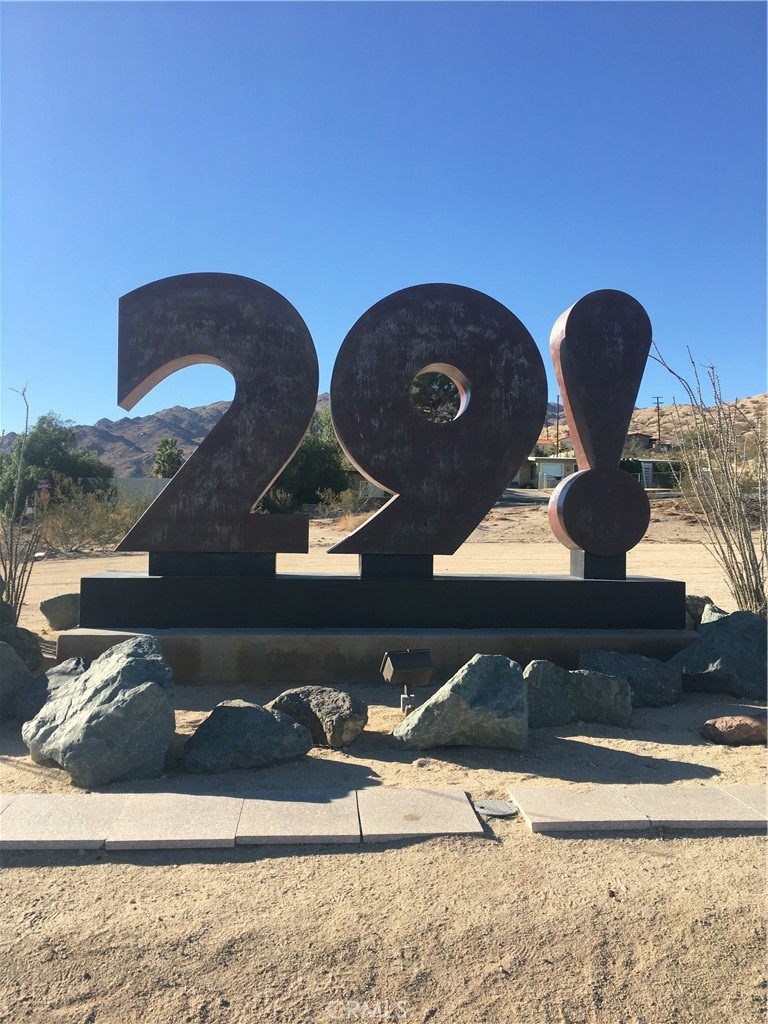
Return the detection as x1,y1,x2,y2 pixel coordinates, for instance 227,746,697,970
1,393,764,478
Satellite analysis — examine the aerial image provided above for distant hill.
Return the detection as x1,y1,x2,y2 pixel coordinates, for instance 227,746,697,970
0,396,330,478
0,391,763,477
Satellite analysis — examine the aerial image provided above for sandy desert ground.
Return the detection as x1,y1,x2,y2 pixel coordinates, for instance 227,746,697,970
1,495,765,1024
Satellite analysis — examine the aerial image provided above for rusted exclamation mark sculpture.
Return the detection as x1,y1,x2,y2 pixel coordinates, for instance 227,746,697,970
548,290,652,580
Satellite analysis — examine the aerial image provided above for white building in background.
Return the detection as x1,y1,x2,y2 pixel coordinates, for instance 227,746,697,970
510,455,579,489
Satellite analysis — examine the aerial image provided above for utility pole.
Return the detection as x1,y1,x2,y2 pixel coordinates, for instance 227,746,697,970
652,396,663,448
555,395,560,456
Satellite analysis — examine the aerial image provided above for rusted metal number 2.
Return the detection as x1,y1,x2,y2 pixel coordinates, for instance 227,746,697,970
116,273,650,561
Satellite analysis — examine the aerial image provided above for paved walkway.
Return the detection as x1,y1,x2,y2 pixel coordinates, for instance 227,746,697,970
1,785,765,851
509,783,767,833
0,787,483,850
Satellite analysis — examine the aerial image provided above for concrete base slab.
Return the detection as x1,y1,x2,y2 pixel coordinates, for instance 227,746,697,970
720,784,768,818
0,794,126,850
509,786,650,833
357,787,484,842
0,794,17,815
105,794,243,849
621,785,767,829
236,790,361,844
58,627,697,685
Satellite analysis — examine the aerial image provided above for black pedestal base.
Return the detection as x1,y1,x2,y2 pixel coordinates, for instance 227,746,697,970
79,572,685,631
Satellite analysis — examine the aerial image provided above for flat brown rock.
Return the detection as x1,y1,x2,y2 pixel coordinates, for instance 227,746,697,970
701,714,767,746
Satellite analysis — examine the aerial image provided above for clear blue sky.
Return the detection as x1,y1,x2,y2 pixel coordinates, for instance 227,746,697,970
1,1,765,436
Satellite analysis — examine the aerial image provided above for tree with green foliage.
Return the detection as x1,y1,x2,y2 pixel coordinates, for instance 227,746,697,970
261,408,349,511
409,372,461,424
0,412,114,515
152,437,186,478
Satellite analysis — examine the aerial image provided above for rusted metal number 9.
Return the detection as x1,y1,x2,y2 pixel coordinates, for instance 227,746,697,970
330,284,548,554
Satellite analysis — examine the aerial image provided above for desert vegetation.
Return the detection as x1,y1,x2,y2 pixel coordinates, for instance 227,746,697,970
653,348,767,616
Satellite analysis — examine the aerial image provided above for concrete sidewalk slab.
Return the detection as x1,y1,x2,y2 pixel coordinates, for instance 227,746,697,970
621,785,766,829
0,794,126,850
357,787,484,842
720,785,768,820
105,794,243,850
0,794,18,815
509,786,650,833
236,790,361,845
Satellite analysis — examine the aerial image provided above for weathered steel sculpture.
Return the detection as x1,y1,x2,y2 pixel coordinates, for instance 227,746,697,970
116,273,318,569
547,290,652,579
76,278,684,632
329,284,547,573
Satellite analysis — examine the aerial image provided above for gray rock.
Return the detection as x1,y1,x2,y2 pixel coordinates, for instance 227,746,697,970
10,674,50,724
86,636,173,693
668,611,767,699
268,686,368,748
0,624,43,673
10,657,90,723
700,602,729,625
39,592,80,631
0,642,34,721
524,660,633,727
685,594,714,628
183,700,313,773
21,637,175,787
392,654,527,750
578,649,681,707
45,656,91,686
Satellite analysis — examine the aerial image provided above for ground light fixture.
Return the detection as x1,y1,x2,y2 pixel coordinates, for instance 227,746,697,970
379,648,434,713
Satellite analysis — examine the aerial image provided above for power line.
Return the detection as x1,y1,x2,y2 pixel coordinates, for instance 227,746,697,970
652,396,663,447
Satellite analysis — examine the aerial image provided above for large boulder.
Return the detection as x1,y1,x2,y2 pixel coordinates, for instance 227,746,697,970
578,650,681,707
85,636,173,692
0,624,43,673
701,714,767,746
268,686,368,748
0,642,34,722
39,592,80,631
524,660,632,727
700,602,729,625
685,594,714,629
11,657,90,724
668,611,767,699
392,654,527,750
21,636,175,787
183,700,313,773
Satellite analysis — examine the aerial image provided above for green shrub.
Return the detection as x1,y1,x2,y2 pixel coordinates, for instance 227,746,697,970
261,409,349,512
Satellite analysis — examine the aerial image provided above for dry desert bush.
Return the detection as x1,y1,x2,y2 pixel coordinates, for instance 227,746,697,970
654,347,767,616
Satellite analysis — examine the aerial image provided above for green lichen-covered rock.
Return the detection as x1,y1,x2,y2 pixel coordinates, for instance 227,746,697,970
0,624,43,673
0,642,34,722
669,611,767,699
184,700,313,773
39,592,80,631
525,660,633,727
578,650,681,708
21,637,175,787
392,654,527,751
